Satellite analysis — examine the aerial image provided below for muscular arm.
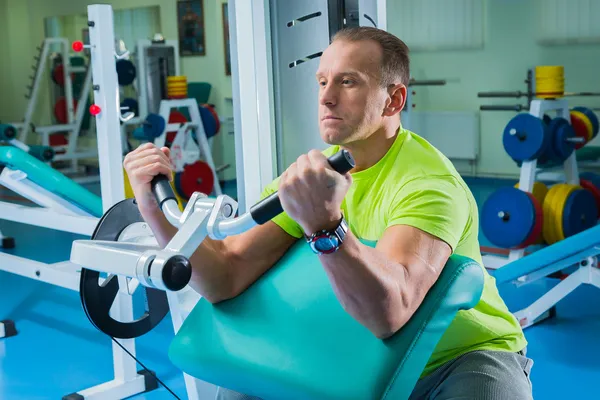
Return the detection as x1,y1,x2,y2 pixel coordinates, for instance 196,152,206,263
317,224,451,339
141,206,297,303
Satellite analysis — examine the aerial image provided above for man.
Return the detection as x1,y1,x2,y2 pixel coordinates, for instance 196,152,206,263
124,27,533,399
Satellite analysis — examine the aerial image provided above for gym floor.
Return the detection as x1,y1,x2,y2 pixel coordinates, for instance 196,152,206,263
0,178,598,399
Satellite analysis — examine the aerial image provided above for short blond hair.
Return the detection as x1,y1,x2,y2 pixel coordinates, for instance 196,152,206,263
332,26,410,87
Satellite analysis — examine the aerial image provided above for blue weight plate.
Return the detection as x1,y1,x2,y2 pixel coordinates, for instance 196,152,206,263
503,114,549,162
199,106,218,139
562,188,598,238
550,117,575,163
144,113,166,140
573,106,599,138
481,187,537,248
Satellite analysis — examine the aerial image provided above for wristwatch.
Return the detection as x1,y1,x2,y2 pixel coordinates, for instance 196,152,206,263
305,217,349,255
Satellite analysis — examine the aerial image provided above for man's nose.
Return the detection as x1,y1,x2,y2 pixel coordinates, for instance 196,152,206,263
319,85,337,106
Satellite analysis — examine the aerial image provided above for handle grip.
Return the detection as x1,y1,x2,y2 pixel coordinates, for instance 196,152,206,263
151,174,176,209
249,150,355,225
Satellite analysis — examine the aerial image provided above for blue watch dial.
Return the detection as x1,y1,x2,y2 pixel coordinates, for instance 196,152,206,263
314,236,339,252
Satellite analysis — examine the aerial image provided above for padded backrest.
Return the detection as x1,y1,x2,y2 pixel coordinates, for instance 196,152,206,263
169,240,484,400
0,146,102,217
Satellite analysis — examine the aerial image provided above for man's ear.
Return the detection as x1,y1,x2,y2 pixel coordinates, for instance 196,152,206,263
383,84,407,117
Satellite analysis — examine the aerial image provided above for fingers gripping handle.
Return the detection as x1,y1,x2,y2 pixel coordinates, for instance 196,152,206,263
249,150,355,225
151,175,176,209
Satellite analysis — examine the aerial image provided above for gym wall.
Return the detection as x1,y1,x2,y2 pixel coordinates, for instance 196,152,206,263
0,0,236,180
0,0,8,122
388,0,600,178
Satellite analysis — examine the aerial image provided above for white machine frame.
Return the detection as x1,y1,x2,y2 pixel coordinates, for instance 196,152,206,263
10,38,98,182
0,6,189,399
482,98,581,270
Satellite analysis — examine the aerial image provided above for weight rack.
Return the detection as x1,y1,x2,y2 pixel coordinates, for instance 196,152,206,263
482,98,580,270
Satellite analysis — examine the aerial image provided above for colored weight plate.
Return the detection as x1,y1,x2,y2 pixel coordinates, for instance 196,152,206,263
503,113,549,162
518,192,544,248
514,181,548,206
481,187,538,249
53,96,78,124
573,106,599,138
543,114,552,126
51,64,74,87
548,117,576,163
144,113,166,140
580,179,600,213
562,187,598,238
569,111,592,149
554,184,579,241
199,105,219,139
174,161,215,199
542,184,563,244
120,98,139,117
116,59,137,86
580,172,600,190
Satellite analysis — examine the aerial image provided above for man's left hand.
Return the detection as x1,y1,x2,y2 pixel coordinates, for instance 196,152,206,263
279,149,352,235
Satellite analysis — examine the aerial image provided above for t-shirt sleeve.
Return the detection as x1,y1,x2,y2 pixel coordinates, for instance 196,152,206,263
386,176,470,251
259,177,305,238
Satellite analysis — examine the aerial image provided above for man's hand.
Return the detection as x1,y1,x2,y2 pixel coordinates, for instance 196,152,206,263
278,149,352,235
123,143,174,216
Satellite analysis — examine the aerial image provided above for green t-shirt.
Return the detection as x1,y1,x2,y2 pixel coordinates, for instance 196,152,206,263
261,127,527,376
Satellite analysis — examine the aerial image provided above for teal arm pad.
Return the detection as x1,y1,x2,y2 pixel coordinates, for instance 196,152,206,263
169,240,484,400
0,146,102,217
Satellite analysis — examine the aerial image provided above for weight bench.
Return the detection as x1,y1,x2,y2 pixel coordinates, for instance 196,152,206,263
169,240,485,400
493,222,600,328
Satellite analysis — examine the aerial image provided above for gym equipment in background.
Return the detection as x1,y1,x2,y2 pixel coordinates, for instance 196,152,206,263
0,20,167,399
6,38,97,183
481,98,598,268
401,78,448,131
0,123,55,163
130,98,224,199
70,148,484,400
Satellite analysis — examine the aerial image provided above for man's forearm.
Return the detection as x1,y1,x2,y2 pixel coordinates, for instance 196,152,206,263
317,232,409,339
140,206,233,302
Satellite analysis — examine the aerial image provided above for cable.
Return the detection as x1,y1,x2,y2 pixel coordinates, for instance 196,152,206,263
110,336,182,399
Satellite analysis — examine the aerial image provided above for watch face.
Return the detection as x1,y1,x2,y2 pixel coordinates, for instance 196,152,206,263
314,236,339,252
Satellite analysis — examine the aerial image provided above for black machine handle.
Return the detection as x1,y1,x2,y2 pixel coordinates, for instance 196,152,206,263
151,174,177,209
250,150,355,225
149,150,355,225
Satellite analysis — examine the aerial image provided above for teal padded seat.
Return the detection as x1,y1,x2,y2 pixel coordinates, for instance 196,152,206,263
0,146,102,217
169,240,484,400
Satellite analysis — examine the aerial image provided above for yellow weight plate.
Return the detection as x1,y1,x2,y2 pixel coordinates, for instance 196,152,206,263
542,184,561,244
515,181,548,205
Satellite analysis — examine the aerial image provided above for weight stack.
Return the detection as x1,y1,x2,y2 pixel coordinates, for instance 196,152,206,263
167,76,188,99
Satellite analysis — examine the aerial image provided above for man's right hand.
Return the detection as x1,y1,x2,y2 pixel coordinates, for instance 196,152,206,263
123,142,174,215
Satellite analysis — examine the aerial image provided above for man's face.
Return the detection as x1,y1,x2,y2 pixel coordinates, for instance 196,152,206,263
316,39,388,145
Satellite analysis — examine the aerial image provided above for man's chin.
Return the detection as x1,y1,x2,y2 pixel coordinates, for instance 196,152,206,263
320,128,346,145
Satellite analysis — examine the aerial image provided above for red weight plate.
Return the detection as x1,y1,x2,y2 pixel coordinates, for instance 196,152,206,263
54,97,78,124
179,161,214,198
570,112,589,149
516,193,543,249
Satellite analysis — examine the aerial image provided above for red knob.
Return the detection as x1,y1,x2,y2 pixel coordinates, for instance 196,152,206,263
89,104,101,116
72,41,84,52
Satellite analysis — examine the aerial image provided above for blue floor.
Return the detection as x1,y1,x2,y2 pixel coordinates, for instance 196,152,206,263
1,177,599,399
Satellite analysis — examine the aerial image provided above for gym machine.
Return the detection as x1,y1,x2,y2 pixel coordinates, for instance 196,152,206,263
0,9,177,400
8,38,97,182
401,78,448,131
60,3,488,400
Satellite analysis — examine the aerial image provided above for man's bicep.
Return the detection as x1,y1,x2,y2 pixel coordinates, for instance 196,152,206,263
385,177,471,252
